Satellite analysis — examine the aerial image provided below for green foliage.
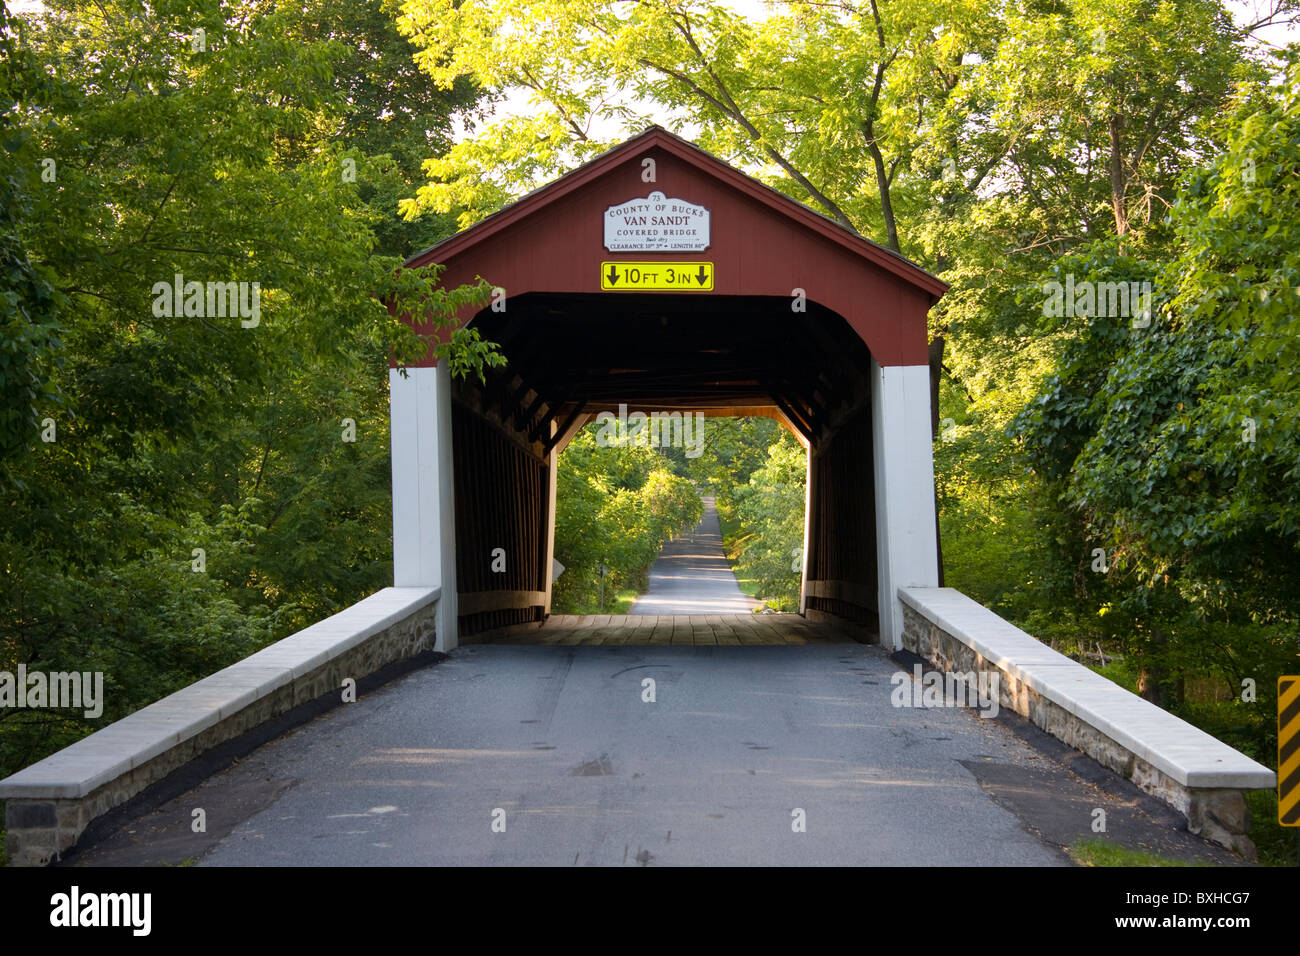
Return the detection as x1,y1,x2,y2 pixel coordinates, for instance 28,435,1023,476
552,426,703,612
726,432,806,611
0,0,489,782
0,1,64,479
393,0,1002,247
1008,62,1300,720
1245,788,1294,867
686,416,783,493
288,0,484,257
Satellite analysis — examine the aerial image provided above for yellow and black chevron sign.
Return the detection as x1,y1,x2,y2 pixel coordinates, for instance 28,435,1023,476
1281,676,1300,827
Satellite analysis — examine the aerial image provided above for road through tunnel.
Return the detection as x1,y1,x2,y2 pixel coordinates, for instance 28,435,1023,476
447,292,881,638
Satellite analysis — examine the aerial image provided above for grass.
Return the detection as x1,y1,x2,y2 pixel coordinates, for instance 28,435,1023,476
1081,662,1295,867
1246,789,1297,867
612,588,639,614
732,575,789,612
556,586,642,615
1068,838,1208,867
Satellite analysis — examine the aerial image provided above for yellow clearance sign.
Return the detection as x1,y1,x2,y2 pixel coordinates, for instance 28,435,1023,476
601,261,713,291
1281,676,1300,827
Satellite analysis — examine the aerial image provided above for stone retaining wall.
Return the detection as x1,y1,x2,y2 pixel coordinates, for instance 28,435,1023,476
3,589,438,866
900,597,1263,858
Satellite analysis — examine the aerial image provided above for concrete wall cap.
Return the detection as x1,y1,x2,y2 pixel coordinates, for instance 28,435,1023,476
899,587,1276,790
0,587,439,800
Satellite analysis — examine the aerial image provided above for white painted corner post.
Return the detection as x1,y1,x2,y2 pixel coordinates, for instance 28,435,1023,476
871,359,940,649
543,419,560,615
389,362,458,651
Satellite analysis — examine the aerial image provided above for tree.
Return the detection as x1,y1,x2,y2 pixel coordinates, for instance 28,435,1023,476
1011,54,1300,705
285,0,485,257
0,1,63,477
0,0,493,780
730,431,806,609
394,0,1000,257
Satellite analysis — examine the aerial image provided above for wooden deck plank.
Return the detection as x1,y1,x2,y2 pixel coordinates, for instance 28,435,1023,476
693,616,718,646
476,610,859,646
597,616,636,645
711,615,741,646
648,616,673,645
610,618,649,645
583,614,629,645
763,618,805,646
777,622,810,645
729,614,765,645
670,616,695,645
609,615,645,645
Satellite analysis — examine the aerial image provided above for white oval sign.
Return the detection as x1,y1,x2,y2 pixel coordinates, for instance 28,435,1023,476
604,191,710,252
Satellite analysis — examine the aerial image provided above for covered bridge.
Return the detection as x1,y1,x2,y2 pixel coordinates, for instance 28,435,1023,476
391,125,945,647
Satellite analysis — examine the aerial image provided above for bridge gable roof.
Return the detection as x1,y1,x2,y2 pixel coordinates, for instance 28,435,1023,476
403,126,944,367
406,126,946,300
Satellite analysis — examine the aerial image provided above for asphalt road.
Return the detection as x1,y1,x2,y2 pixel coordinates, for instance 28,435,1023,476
63,501,1240,868
170,644,1071,866
630,495,761,615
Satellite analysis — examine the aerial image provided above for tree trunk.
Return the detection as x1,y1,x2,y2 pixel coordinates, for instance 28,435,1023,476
928,336,944,439
866,136,901,253
1108,116,1129,238
1137,666,1163,706
1137,630,1170,707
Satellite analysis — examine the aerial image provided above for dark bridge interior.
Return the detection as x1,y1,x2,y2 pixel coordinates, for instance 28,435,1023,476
450,292,881,638
467,292,871,436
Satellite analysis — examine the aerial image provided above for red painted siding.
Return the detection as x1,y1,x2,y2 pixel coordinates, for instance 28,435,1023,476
400,133,942,368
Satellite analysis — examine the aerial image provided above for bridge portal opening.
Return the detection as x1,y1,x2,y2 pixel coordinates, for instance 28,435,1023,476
452,291,878,634
446,292,880,639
